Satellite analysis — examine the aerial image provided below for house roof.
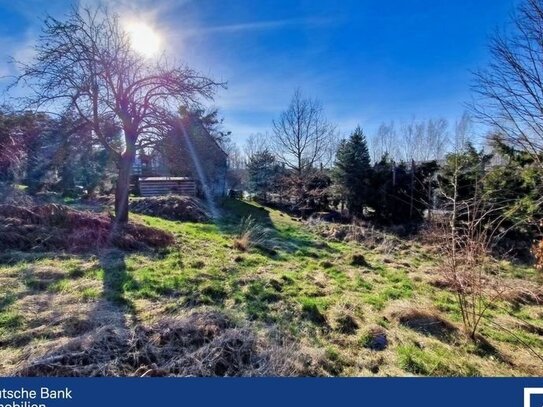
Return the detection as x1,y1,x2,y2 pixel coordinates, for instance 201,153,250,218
179,116,229,159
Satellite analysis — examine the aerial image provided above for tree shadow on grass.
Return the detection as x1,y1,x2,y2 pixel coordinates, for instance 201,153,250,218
0,247,145,375
216,198,339,259
218,199,275,231
2,249,138,313
99,249,134,308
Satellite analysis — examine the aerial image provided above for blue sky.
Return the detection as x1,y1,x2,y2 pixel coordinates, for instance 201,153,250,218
0,0,518,145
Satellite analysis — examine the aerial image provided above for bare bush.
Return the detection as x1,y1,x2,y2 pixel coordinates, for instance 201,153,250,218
435,149,508,339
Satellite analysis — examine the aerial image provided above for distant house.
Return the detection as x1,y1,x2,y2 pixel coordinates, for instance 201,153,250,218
132,116,228,197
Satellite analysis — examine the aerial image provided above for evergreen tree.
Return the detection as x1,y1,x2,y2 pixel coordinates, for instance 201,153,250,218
332,126,372,217
438,142,493,204
366,154,438,225
247,149,281,201
22,115,119,197
367,155,410,224
0,110,50,184
483,138,543,257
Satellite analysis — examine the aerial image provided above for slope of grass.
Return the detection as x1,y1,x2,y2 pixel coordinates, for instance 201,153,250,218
0,198,542,376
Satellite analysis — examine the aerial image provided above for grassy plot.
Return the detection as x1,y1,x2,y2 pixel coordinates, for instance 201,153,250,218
0,199,542,376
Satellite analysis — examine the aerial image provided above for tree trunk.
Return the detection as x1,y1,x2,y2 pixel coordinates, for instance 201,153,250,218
114,145,136,224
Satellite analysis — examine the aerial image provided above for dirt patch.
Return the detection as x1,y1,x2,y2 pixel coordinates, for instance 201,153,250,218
392,308,458,341
0,203,173,253
320,260,334,269
11,311,300,377
129,196,210,222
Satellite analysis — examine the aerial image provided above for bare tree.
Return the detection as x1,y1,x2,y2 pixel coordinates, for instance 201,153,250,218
370,121,398,163
397,118,449,162
224,141,244,170
398,119,424,162
424,118,449,161
472,0,543,168
244,132,269,159
12,7,221,222
271,89,336,176
371,118,450,163
453,112,473,152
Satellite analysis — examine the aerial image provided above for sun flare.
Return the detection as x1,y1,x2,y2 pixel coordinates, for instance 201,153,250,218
125,21,161,57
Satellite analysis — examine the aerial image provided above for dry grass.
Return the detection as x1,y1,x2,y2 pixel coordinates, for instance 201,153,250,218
6,308,302,377
233,215,270,252
430,272,543,306
328,302,361,335
499,283,543,306
389,307,459,342
1,198,543,377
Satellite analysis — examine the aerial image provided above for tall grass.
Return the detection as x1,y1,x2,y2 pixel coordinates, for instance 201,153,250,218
233,215,269,251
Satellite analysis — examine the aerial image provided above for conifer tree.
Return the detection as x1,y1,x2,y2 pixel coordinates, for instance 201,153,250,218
247,149,281,201
333,126,372,217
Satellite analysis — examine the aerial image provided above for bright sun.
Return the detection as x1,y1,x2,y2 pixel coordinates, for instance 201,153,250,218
125,21,161,57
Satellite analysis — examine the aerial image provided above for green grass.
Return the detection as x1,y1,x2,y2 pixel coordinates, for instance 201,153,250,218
0,311,23,336
0,198,541,376
397,343,480,376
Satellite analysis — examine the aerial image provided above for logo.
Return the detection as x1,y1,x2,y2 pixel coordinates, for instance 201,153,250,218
525,388,543,407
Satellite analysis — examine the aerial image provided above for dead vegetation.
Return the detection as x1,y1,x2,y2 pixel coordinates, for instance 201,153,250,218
1,198,542,377
499,284,543,306
129,196,210,222
391,307,459,342
0,203,174,253
430,272,543,306
306,219,405,254
233,215,272,252
328,303,360,334
10,311,300,377
0,184,35,206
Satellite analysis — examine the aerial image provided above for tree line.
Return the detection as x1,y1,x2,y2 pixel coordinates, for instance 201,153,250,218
2,0,543,265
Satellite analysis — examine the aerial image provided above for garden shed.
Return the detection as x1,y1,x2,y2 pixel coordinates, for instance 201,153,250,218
138,177,196,197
